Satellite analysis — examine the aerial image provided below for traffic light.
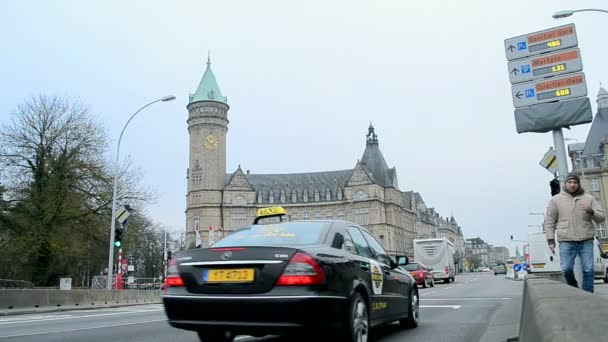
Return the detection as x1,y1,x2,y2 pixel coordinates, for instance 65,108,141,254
550,179,560,196
114,227,123,248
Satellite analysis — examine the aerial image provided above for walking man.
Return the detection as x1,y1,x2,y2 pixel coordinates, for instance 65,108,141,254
544,173,605,293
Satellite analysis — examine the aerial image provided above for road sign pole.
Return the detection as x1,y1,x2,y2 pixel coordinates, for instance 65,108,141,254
552,128,570,185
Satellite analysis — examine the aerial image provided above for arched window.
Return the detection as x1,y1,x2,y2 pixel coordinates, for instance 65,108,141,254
315,211,322,219
280,190,286,203
257,191,263,203
303,189,308,202
314,189,320,202
292,190,297,202
325,188,331,201
337,188,343,200
303,212,310,220
269,191,274,204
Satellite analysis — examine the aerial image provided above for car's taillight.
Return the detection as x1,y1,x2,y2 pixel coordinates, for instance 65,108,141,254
164,275,184,287
163,258,184,291
445,266,449,274
276,252,325,286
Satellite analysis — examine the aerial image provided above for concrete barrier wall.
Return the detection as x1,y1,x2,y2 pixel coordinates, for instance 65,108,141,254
0,289,161,313
519,275,608,342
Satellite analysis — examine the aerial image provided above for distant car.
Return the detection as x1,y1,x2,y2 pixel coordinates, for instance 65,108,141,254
162,210,420,342
479,267,490,272
403,262,435,288
493,265,506,275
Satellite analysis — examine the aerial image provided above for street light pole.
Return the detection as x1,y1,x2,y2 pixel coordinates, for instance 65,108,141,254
553,8,608,18
106,95,176,290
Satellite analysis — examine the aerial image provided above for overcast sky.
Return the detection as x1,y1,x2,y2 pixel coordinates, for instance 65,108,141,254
1,0,606,248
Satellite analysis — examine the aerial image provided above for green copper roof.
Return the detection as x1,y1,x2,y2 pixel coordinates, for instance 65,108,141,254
189,56,227,105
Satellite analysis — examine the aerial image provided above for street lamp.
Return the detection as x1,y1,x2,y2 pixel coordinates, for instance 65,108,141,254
106,95,176,289
345,192,368,213
553,8,608,19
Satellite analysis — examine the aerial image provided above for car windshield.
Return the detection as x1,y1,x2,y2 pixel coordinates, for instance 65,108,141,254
404,263,420,271
212,222,329,247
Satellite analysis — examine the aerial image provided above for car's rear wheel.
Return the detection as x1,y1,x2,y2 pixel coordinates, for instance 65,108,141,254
444,278,450,283
604,269,608,283
342,291,369,342
430,278,435,287
400,287,419,328
197,331,234,342
422,278,428,288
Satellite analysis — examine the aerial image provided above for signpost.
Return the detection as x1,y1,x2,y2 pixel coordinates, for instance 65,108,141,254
507,48,583,84
511,72,587,108
504,24,578,61
504,24,592,183
539,147,558,175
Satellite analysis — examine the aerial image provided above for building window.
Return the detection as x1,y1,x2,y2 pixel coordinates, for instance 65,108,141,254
232,214,247,230
591,179,600,192
303,212,310,220
586,158,595,168
303,189,308,202
326,188,331,201
355,208,369,226
337,188,343,200
280,191,286,203
257,192,263,203
269,191,274,204
292,190,297,203
314,189,320,202
326,212,332,219
337,210,345,220
597,223,607,239
194,217,200,231
315,211,322,219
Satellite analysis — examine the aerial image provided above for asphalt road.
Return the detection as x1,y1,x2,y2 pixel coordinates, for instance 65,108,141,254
0,273,527,342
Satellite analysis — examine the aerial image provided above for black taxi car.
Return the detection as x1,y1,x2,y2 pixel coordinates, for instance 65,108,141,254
162,208,419,342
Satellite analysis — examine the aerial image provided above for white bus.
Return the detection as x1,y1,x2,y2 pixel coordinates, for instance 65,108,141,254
414,238,456,283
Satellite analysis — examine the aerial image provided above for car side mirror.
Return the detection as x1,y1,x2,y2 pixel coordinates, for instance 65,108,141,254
396,256,409,266
601,252,608,259
390,259,399,269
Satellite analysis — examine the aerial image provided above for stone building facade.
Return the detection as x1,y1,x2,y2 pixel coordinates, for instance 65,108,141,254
184,60,463,257
568,87,608,249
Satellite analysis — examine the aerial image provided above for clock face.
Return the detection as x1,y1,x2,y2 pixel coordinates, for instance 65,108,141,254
204,134,219,151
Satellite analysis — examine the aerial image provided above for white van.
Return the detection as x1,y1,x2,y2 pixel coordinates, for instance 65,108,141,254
414,238,456,283
527,231,608,282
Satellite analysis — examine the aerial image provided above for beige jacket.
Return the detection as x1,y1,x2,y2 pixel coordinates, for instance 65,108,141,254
544,190,606,242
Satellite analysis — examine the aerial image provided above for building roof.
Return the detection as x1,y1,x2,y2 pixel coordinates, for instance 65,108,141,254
360,124,393,187
189,56,228,105
583,106,608,156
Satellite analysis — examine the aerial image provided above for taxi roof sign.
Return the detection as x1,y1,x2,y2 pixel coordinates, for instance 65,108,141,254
256,206,287,217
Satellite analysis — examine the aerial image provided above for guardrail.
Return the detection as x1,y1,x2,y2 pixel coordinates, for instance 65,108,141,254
518,275,608,341
0,279,35,289
0,289,161,315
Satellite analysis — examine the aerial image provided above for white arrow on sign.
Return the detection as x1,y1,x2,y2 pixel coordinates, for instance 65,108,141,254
505,24,577,61
508,48,583,84
511,72,587,108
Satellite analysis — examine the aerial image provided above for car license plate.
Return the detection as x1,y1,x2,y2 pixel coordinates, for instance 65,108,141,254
203,269,255,283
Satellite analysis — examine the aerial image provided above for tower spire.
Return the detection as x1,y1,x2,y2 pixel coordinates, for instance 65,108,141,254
207,51,211,67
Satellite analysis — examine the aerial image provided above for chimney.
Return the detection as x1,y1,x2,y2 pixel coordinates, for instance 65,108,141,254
246,170,250,174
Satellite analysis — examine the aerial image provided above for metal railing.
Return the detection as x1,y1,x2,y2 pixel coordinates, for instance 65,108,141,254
91,276,162,290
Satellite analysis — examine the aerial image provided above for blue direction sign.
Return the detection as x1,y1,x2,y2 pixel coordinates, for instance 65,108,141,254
513,264,522,272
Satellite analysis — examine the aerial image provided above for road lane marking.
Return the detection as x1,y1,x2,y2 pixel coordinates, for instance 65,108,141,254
0,315,72,323
0,309,163,325
420,297,511,301
420,305,461,309
0,319,166,339
420,291,437,296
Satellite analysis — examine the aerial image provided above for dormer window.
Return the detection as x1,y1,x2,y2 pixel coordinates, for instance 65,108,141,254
337,188,343,200
292,190,297,202
326,188,331,201
257,191,263,203
280,190,286,203
269,191,274,204
303,189,308,202
314,189,320,202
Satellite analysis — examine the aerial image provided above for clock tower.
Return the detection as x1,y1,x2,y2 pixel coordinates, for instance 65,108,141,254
186,56,229,247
